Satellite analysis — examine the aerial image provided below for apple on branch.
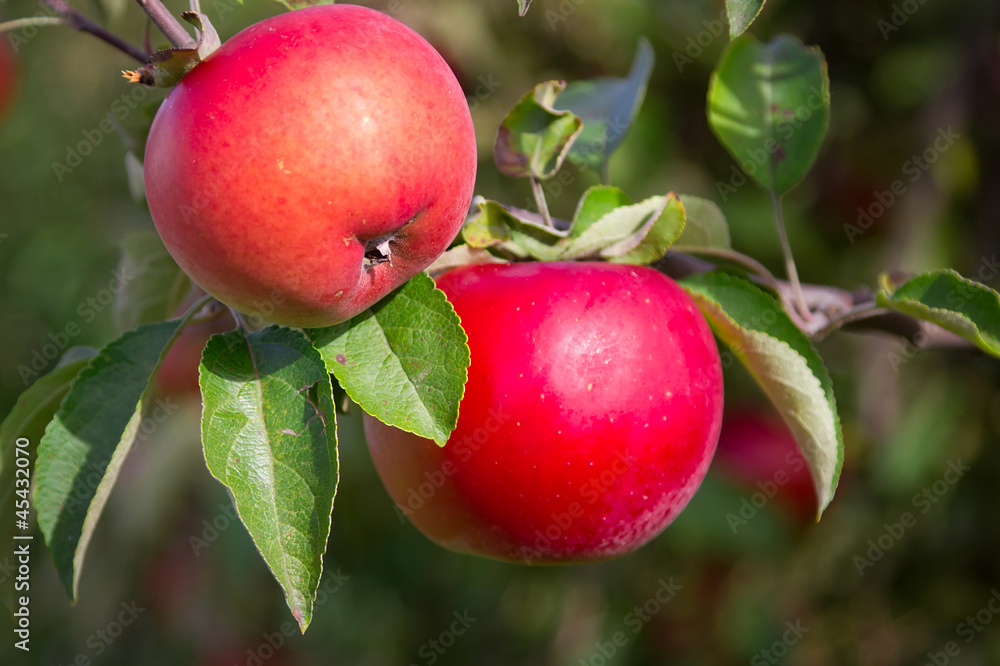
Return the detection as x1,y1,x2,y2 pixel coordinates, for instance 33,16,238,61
364,262,724,564
143,4,477,328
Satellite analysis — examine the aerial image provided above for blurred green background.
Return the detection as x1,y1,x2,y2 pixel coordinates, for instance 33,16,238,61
2,0,1000,664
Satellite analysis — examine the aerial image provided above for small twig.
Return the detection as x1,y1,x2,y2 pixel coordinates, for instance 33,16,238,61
181,293,215,318
230,308,249,335
769,189,812,322
669,245,781,293
133,0,196,49
812,303,888,340
530,176,555,229
169,293,215,338
0,17,65,34
142,17,153,55
656,251,977,351
37,0,149,63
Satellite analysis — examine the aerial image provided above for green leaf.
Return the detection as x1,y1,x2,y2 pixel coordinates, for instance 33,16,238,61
200,326,337,632
463,199,569,261
113,229,188,334
572,185,633,235
494,81,583,180
462,199,514,250
554,38,655,173
464,192,682,265
605,194,687,264
565,193,685,264
308,273,470,446
34,321,189,599
707,34,830,195
517,0,531,16
726,0,766,39
0,351,96,610
876,269,1000,358
680,271,843,515
676,195,732,249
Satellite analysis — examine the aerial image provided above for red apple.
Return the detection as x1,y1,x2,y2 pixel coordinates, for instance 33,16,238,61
0,39,18,119
713,410,815,520
144,4,477,328
363,262,724,563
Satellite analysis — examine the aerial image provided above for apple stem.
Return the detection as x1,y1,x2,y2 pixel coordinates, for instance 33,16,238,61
769,190,812,322
31,0,150,63
163,292,216,355
530,176,555,229
133,0,197,50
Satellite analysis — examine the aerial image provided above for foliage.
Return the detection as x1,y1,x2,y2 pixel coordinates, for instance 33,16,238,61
1,0,999,663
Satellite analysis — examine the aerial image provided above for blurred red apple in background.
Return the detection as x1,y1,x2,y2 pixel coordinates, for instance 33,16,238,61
712,409,816,522
157,294,235,396
0,39,18,119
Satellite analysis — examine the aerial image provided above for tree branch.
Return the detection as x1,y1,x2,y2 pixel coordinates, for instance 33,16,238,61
658,251,974,351
37,0,150,63
133,0,196,49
